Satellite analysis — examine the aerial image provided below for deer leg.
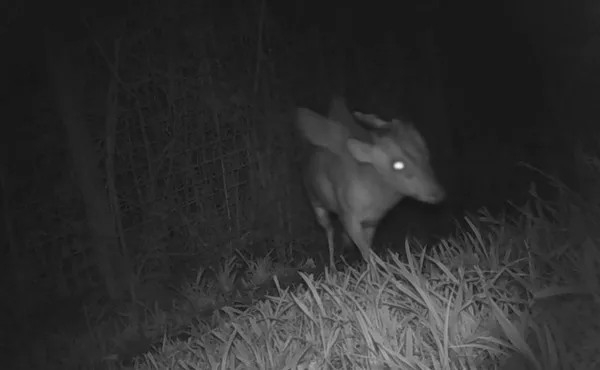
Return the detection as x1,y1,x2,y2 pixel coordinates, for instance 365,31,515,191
363,225,376,251
342,215,372,266
312,206,337,270
341,230,352,248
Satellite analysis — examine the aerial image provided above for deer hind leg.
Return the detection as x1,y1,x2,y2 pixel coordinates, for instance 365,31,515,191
312,205,337,270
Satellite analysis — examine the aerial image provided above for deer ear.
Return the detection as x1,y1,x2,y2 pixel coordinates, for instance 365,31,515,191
327,96,354,126
296,108,326,141
296,108,348,153
347,138,376,163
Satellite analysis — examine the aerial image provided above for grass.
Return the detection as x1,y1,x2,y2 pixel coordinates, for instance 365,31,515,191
30,158,600,369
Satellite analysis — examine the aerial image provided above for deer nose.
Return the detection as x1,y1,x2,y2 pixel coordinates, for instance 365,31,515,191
425,186,446,204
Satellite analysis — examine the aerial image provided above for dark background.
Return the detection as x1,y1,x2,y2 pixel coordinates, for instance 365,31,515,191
1,0,599,363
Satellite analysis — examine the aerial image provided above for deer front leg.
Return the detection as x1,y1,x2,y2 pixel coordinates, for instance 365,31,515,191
312,205,337,270
363,225,376,251
342,215,373,266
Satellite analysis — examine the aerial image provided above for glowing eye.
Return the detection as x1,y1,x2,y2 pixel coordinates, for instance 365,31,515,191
392,161,405,170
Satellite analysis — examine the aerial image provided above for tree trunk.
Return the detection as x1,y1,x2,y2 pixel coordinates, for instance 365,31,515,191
43,31,126,300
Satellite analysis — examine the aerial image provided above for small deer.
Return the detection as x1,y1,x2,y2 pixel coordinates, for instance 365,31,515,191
296,97,445,269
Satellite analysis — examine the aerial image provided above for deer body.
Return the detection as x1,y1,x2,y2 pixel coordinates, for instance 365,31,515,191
296,98,445,269
304,147,405,264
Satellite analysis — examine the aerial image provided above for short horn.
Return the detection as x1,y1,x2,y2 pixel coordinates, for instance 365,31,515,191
353,112,391,129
